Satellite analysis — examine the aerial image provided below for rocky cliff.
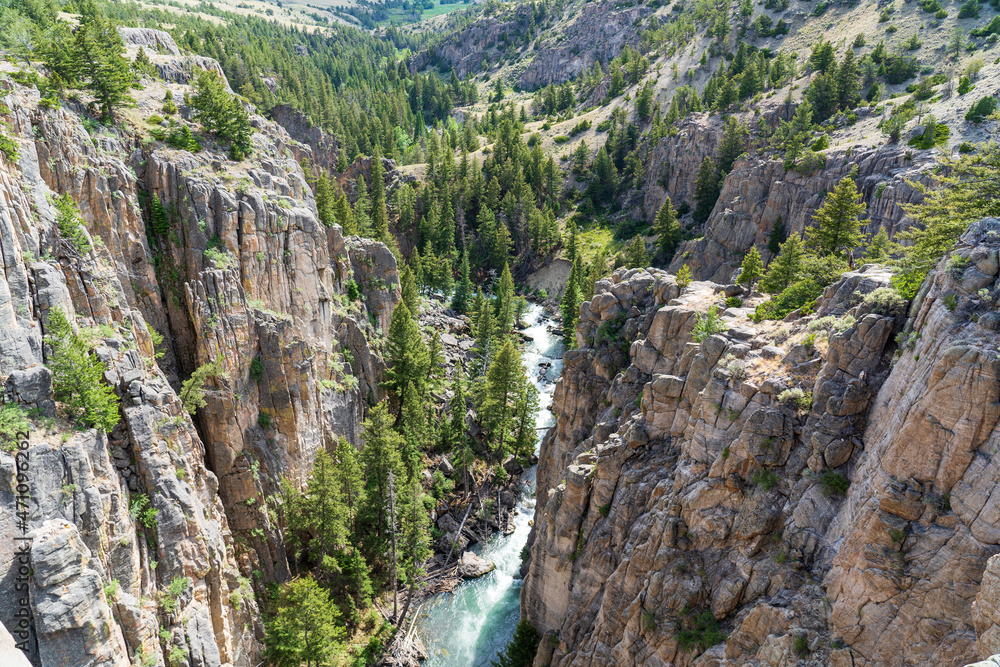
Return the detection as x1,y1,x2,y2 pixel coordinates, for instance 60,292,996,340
0,28,397,667
522,217,1000,665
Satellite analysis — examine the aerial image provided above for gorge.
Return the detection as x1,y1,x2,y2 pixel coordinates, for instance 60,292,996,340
2,0,1000,665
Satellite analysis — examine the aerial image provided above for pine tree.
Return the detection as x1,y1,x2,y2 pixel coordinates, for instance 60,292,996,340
384,303,428,411
358,400,405,569
653,197,682,259
265,576,344,667
480,339,527,463
511,383,539,462
491,620,541,667
333,192,356,235
693,156,721,224
371,145,391,245
302,450,347,560
717,117,748,176
72,0,134,121
315,173,335,227
150,194,169,236
334,438,365,537
867,227,890,261
676,264,692,288
560,263,580,348
767,216,787,256
451,248,473,313
190,69,253,159
399,382,427,478
738,246,764,293
623,236,650,269
759,233,805,293
401,262,419,315
590,146,619,203
495,262,516,336
806,175,867,258
45,306,120,432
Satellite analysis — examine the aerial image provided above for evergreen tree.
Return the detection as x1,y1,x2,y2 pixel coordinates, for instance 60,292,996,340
399,382,426,478
358,401,405,570
717,117,748,176
495,262,516,336
334,192,356,235
190,69,253,159
759,233,805,293
451,248,473,313
315,173,335,227
72,0,134,121
676,264,693,288
491,620,541,667
738,246,764,293
480,339,527,463
560,263,580,348
623,235,650,269
653,196,682,259
867,226,890,261
45,306,120,432
150,194,169,236
401,262,419,315
371,145,391,245
334,438,365,537
301,450,347,561
836,49,861,110
265,576,344,667
766,216,787,256
384,303,428,411
511,383,539,462
590,146,619,203
806,175,867,258
693,156,721,224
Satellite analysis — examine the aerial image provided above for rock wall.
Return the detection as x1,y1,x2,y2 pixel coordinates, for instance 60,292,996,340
0,29,396,667
522,218,1000,665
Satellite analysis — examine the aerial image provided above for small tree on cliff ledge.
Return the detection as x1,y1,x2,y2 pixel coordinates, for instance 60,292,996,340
806,175,866,260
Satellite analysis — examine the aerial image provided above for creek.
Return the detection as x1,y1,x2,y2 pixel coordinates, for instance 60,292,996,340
413,302,563,666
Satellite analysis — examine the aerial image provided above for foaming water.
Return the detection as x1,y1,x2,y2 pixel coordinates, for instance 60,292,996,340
414,303,562,666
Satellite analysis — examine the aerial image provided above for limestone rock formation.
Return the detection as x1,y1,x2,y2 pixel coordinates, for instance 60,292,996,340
522,218,1000,665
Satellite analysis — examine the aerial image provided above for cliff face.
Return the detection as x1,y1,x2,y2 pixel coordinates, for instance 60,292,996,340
522,218,1000,665
0,29,396,666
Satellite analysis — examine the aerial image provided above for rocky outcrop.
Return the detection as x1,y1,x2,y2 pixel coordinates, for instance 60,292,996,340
270,104,340,171
659,136,932,283
523,219,1000,666
517,3,654,90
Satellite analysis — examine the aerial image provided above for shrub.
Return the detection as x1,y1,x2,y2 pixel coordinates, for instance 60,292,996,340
819,470,850,496
692,305,726,342
179,359,223,414
944,293,958,311
810,134,830,151
725,296,743,308
553,135,571,144
46,307,120,431
569,119,591,136
0,403,29,452
146,114,164,125
861,287,907,316
492,619,540,667
966,96,998,123
0,131,19,163
165,124,200,152
676,264,692,288
203,246,235,270
778,387,812,411
258,411,272,429
54,193,93,254
250,356,264,383
346,278,360,301
130,493,159,529
971,16,1000,37
794,633,809,656
958,0,981,17
752,469,781,491
676,610,727,653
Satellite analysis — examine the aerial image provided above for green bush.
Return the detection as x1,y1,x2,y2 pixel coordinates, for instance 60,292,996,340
0,131,19,163
861,287,908,316
46,307,120,431
971,16,1000,37
692,305,726,342
130,493,159,529
54,193,93,254
0,404,30,452
553,135,570,144
250,356,264,383
258,411,272,429
819,470,850,496
676,610,727,653
752,469,781,491
569,119,591,136
491,619,540,667
725,296,743,308
346,279,360,301
966,96,998,123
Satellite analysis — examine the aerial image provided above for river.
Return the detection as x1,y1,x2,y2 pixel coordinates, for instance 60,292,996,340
413,302,563,666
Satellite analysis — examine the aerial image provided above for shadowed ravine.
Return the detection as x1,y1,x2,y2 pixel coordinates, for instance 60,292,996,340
414,303,563,666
